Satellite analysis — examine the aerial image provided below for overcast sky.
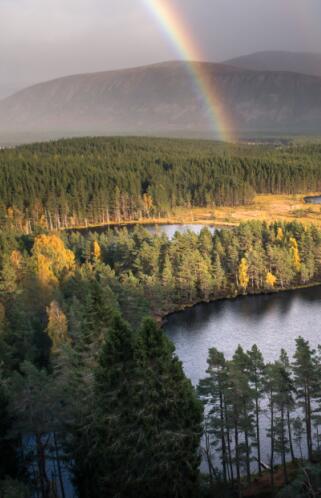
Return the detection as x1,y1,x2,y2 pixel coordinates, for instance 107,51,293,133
1,0,321,97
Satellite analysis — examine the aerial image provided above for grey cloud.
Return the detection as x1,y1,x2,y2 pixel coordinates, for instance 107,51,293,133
0,0,320,98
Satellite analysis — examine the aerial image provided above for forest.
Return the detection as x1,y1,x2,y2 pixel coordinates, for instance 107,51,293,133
1,220,321,497
1,137,321,230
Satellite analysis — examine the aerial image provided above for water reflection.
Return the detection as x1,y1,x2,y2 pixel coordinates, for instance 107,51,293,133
74,223,216,239
165,286,321,385
143,224,216,239
304,195,321,204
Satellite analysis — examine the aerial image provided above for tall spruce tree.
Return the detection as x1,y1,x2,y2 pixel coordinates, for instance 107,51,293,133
82,316,202,498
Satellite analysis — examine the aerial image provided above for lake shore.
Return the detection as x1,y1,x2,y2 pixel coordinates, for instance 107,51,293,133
64,192,321,232
156,280,321,326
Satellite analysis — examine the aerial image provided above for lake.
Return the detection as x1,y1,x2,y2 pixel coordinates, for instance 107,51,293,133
304,195,321,204
77,223,217,239
165,285,321,385
165,286,321,469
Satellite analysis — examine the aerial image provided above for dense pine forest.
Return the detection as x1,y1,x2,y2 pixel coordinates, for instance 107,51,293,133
1,137,321,230
1,220,321,497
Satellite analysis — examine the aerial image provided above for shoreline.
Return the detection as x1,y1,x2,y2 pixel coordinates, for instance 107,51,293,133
62,192,321,233
158,280,321,327
63,217,237,231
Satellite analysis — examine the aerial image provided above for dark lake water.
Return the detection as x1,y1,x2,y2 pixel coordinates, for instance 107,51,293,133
165,285,321,386
165,286,321,469
304,195,321,204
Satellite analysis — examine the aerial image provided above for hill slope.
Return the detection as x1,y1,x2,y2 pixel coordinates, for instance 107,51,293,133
1,60,321,142
224,51,321,78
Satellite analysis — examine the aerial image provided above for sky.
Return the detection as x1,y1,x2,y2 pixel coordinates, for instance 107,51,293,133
1,0,321,98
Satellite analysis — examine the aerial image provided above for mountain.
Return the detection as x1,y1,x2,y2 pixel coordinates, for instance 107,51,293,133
224,51,321,78
1,60,321,142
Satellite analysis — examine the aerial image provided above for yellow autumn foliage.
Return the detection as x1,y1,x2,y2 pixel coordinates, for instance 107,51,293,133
93,240,101,260
10,250,23,270
266,272,277,288
6,207,14,219
33,234,75,286
290,237,301,272
238,257,249,290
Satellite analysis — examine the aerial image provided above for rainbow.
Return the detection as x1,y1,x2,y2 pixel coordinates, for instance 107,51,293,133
142,0,234,141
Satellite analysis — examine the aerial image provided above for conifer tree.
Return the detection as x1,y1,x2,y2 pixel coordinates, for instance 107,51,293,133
83,317,202,498
247,345,265,475
293,337,317,461
198,348,228,483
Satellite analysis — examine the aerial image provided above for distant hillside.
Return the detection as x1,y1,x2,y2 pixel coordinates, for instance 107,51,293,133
1,60,321,142
224,51,321,78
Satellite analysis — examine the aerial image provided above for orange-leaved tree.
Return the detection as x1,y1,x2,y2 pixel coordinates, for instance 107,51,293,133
32,234,75,287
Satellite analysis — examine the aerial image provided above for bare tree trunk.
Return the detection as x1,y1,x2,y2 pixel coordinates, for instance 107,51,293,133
255,395,262,475
287,410,295,462
53,433,66,498
36,433,50,498
281,407,288,484
244,429,251,485
234,422,241,497
270,398,275,492
220,393,227,483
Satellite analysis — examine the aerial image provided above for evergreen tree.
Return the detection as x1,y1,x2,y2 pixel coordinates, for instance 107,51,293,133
80,317,202,498
247,345,265,475
198,348,228,483
293,337,317,461
0,384,18,482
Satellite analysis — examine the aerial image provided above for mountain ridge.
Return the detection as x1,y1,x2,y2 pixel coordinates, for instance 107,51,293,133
223,50,321,78
1,58,321,142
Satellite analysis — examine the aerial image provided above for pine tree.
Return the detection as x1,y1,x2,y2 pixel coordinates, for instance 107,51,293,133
264,363,278,491
293,337,317,461
247,345,265,475
279,349,296,462
230,347,254,487
212,254,226,292
198,348,228,483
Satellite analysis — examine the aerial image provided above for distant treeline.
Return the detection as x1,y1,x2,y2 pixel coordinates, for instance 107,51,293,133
1,137,321,230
